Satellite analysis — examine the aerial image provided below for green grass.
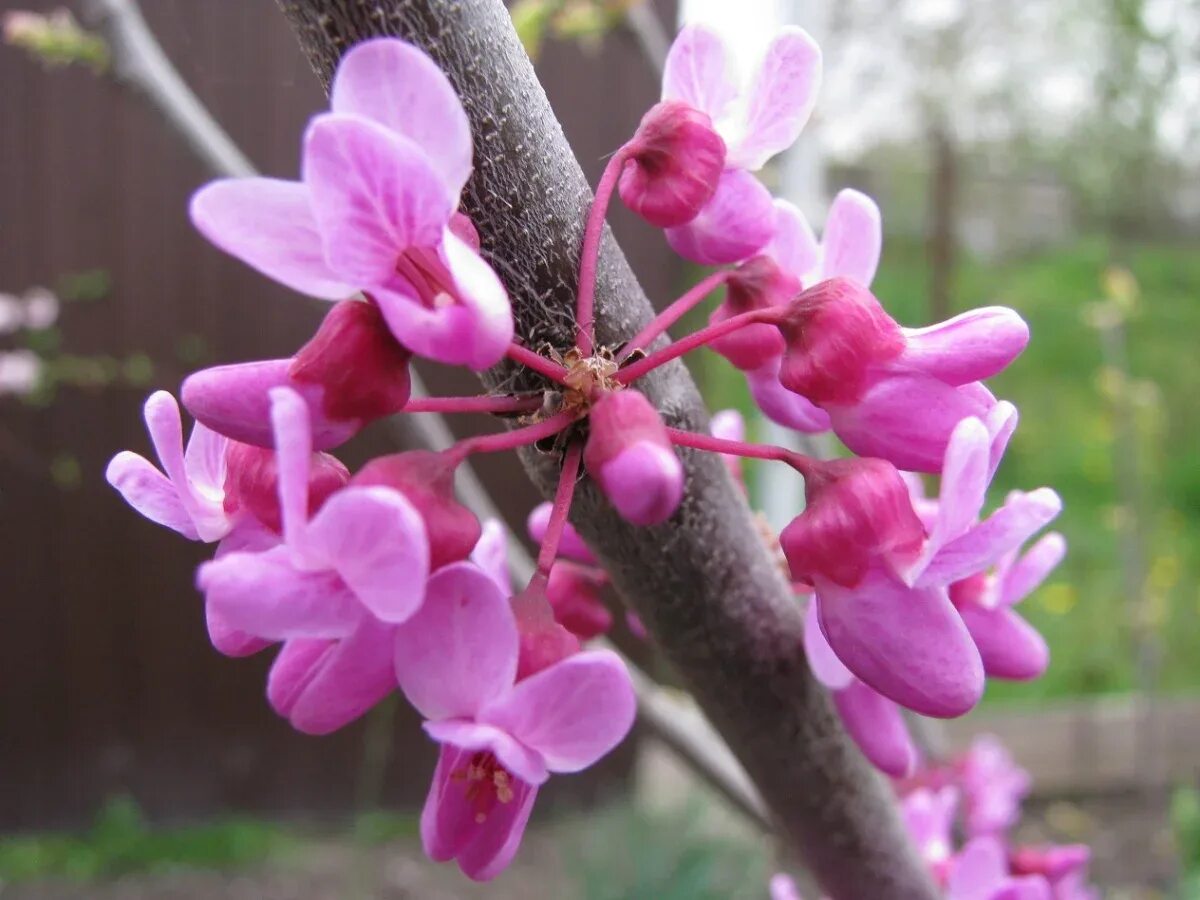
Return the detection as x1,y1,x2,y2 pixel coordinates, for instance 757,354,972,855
695,235,1200,701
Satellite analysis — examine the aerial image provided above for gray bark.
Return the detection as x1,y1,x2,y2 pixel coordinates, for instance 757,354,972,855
276,2,937,896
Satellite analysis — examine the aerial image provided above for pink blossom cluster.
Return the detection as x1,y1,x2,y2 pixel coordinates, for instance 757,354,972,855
105,26,1067,886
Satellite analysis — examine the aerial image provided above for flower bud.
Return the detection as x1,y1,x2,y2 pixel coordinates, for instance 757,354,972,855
511,574,581,681
708,255,798,370
618,100,726,228
546,561,612,640
352,450,481,570
584,390,684,526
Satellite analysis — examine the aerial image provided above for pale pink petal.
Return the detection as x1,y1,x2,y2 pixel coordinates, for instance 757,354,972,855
766,199,820,276
748,359,833,433
948,837,1019,900
189,178,350,299
816,567,984,718
919,489,1063,588
826,372,995,474
903,787,959,870
206,604,271,658
394,562,518,720
268,387,313,550
960,605,1049,681
479,650,636,774
1000,532,1066,607
661,25,738,119
268,616,397,734
303,114,451,284
917,417,992,573
471,519,512,595
198,545,363,640
769,874,803,900
330,38,472,197
423,719,548,786
804,598,853,689
709,409,745,443
899,307,1029,386
304,485,430,624
665,169,775,265
727,27,821,170
183,423,228,501
106,451,198,539
985,401,1019,480
820,189,882,286
142,390,188,493
833,679,917,777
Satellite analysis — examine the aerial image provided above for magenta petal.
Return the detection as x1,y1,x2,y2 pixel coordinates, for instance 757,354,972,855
747,358,833,433
479,650,636,774
106,451,198,539
424,719,549,787
665,170,775,265
206,604,271,658
827,372,995,474
948,838,1052,900
189,178,349,299
1000,532,1066,607
960,605,1049,681
833,679,917,778
454,777,538,882
597,442,685,526
821,189,882,286
900,307,1029,386
268,617,397,734
303,114,452,284
729,26,821,170
394,562,518,721
902,787,959,869
918,417,991,571
661,25,737,120
804,599,853,689
470,519,513,595
330,38,472,197
526,503,596,564
816,567,984,718
985,401,1019,480
304,485,430,624
919,488,1063,588
198,545,363,640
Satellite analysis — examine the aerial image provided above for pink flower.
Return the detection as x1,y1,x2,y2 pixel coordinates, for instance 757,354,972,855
182,299,412,450
769,873,804,900
526,502,596,564
776,278,1029,473
947,837,1051,900
198,387,431,641
189,39,512,370
901,786,960,883
1010,844,1094,898
584,389,684,526
393,563,636,881
782,414,1061,716
709,408,749,488
959,735,1031,837
658,25,822,264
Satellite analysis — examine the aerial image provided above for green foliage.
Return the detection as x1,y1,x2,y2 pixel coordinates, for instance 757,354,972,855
1173,787,1200,897
511,0,642,60
0,796,294,882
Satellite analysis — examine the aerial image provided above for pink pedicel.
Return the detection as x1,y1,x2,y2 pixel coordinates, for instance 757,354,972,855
618,100,726,228
584,389,684,526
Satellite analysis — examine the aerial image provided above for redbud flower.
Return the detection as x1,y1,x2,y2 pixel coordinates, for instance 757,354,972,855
902,787,960,884
769,873,804,900
189,39,512,370
393,563,635,881
618,100,726,228
470,518,513,594
182,299,411,450
960,735,1031,837
947,837,1051,900
584,389,684,526
658,25,822,264
777,278,1029,473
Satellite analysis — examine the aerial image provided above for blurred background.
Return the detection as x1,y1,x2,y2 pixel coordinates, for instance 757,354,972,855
1,0,1198,896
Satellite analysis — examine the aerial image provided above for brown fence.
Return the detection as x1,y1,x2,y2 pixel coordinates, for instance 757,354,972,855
0,0,680,829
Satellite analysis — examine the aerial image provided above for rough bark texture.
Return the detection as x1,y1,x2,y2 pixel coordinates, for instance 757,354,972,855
276,2,938,896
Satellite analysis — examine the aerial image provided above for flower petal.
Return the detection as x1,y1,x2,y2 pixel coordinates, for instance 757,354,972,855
820,189,882,286
198,545,362,640
106,451,197,539
423,719,548,786
184,423,228,501
479,650,636,774
662,25,738,120
1000,532,1066,607
454,777,538,882
766,199,819,276
918,417,991,573
899,307,1029,386
728,27,821,170
665,169,775,265
747,359,833,433
948,837,1019,900
919,489,1063,588
816,567,984,718
833,679,917,778
330,38,472,198
804,598,853,689
303,114,452,284
394,562,518,721
470,519,512,595
960,605,1049,681
304,485,430,624
189,178,349,299
268,387,313,550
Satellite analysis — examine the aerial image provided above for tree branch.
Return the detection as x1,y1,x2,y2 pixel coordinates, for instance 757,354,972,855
276,2,936,896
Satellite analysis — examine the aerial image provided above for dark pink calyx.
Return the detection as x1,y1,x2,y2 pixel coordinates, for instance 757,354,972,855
583,389,684,527
351,450,481,570
777,277,905,404
618,100,727,228
223,442,350,533
948,571,990,609
511,574,581,680
546,561,612,640
708,255,799,370
290,298,412,424
1009,844,1091,882
780,457,925,588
